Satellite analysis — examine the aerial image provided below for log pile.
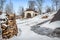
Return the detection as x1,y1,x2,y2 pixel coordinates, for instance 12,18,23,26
1,14,18,39
42,15,48,19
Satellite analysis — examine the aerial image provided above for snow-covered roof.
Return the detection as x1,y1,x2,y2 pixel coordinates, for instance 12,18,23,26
26,9,38,13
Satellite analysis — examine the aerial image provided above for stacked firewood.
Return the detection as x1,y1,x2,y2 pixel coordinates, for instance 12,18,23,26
1,14,18,39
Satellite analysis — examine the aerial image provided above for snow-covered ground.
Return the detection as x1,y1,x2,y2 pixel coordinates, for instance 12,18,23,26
7,13,60,40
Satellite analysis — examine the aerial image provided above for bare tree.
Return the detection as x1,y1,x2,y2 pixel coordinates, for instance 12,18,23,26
52,0,60,11
0,0,6,11
46,6,52,13
18,7,24,16
28,1,35,10
21,8,24,17
5,0,13,14
36,0,44,14
51,4,55,12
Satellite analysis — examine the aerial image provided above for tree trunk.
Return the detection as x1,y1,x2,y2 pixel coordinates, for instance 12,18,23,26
56,2,58,11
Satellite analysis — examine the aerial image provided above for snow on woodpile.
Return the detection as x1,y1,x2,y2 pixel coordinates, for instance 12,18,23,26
0,13,7,23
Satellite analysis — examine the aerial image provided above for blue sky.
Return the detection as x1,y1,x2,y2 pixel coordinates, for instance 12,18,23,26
5,0,28,12
5,0,52,15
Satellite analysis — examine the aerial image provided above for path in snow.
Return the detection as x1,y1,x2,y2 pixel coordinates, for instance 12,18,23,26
7,14,60,40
